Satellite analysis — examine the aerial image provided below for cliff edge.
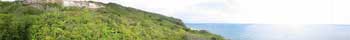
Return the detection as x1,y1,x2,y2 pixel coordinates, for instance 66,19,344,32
0,1,225,40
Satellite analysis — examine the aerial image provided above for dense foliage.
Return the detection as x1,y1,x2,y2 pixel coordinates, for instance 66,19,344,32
0,1,225,40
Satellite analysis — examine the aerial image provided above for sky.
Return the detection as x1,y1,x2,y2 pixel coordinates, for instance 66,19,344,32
2,0,350,39
99,0,237,24
99,0,350,40
94,0,350,24
3,0,350,24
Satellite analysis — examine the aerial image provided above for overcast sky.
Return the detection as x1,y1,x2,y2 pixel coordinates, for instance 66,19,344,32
95,0,350,24
98,0,236,24
2,0,350,24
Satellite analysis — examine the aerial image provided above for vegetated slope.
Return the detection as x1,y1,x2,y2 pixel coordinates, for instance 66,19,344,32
0,1,225,40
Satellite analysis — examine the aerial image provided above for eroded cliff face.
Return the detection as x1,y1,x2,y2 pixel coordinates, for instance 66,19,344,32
0,1,225,40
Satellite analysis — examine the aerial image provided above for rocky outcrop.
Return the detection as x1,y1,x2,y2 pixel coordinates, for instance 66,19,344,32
21,0,103,8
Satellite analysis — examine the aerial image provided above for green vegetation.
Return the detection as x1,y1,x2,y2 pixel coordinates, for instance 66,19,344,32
0,1,225,40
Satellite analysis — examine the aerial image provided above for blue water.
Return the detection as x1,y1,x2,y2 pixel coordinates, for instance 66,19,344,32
185,23,350,40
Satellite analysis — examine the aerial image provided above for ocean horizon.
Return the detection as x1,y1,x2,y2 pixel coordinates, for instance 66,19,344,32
186,23,350,40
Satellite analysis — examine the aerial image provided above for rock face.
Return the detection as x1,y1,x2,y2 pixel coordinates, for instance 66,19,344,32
21,0,103,8
23,0,63,4
63,1,104,8
0,1,225,40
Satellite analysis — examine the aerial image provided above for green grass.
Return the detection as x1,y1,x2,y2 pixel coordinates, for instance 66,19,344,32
0,1,225,40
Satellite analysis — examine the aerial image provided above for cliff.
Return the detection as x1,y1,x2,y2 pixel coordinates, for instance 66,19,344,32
0,1,225,40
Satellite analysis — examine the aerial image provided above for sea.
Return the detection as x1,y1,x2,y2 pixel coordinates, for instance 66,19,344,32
185,23,350,40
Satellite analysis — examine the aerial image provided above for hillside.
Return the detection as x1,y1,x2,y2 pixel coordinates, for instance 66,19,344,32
0,1,225,40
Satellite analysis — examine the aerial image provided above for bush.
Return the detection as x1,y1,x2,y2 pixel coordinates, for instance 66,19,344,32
0,1,225,40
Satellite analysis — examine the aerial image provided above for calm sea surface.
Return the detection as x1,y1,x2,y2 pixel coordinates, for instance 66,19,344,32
186,23,350,40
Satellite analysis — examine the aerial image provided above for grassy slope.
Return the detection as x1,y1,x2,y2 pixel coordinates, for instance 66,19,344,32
0,1,225,40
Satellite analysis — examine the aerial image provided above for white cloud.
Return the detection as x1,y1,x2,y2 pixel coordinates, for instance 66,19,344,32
100,0,236,23
3,0,350,24
232,0,333,24
1,0,15,1
100,0,350,24
332,0,350,24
